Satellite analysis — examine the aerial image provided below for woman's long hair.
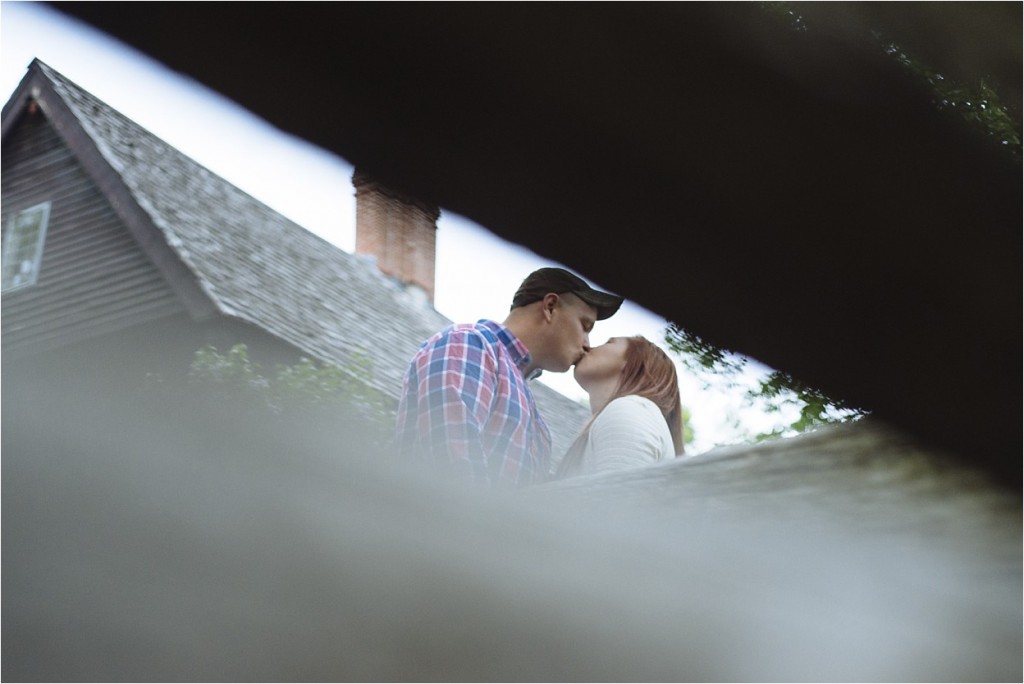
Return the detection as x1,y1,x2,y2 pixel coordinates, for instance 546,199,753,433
555,336,683,479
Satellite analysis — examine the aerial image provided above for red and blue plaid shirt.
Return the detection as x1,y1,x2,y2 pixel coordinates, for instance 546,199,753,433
396,320,552,488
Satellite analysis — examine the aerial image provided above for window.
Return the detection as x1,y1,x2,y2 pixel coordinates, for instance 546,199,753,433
2,201,51,292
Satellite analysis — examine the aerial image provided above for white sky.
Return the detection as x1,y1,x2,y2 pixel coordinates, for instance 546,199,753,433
0,2,794,452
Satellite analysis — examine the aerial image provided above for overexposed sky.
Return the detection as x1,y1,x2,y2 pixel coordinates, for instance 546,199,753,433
1,2,791,451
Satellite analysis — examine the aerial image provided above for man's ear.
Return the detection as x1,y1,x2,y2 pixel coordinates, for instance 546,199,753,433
542,293,559,322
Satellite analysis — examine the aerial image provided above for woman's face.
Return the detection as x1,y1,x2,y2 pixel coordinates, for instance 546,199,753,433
573,337,629,389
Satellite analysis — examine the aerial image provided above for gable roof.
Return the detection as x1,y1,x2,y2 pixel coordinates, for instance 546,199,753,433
1,59,588,453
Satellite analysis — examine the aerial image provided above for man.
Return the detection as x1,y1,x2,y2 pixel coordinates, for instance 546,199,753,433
396,267,623,488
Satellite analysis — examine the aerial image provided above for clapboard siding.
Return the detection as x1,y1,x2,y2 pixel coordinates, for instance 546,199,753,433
1,109,185,358
9,293,187,353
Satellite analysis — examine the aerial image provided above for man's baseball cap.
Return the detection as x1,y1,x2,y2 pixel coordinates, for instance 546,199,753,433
511,267,624,320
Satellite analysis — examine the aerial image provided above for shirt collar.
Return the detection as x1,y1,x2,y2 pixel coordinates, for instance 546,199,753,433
477,320,539,380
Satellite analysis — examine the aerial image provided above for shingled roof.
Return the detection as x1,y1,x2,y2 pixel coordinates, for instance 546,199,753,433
3,59,589,454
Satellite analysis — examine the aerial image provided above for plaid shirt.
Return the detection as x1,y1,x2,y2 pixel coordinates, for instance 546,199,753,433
396,320,552,488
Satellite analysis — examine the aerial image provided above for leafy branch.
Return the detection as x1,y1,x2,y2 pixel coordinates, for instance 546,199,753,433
187,343,395,445
665,324,867,443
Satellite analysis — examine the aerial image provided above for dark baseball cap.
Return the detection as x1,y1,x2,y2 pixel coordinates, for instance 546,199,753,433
511,267,623,320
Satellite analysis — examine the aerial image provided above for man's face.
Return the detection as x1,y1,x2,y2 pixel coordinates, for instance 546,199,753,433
542,293,597,373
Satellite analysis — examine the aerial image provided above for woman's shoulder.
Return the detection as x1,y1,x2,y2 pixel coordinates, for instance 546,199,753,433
593,396,667,433
586,395,675,468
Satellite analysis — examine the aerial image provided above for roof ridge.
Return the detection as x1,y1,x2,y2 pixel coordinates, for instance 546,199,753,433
24,62,454,382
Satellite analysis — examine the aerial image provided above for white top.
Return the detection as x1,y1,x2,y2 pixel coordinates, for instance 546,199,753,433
576,395,677,476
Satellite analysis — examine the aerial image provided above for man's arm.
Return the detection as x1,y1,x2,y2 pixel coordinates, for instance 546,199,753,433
398,328,497,485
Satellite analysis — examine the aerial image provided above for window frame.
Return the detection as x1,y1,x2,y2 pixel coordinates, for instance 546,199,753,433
1,201,52,292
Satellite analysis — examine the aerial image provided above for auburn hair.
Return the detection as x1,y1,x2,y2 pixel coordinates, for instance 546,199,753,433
555,336,683,479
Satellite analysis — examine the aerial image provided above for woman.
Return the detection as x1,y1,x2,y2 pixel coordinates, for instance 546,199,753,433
555,336,683,479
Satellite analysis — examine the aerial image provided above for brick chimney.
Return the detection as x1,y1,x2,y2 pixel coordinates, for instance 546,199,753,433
353,169,440,304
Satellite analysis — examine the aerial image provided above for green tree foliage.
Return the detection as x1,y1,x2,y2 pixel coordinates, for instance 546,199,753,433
665,324,867,443
680,405,695,449
885,47,1020,159
187,343,395,447
761,1,1021,159
747,370,866,442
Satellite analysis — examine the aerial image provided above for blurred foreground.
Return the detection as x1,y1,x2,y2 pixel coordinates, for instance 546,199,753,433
3,366,1021,681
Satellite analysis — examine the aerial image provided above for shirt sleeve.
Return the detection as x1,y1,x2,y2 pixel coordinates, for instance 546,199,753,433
399,327,497,485
586,396,672,474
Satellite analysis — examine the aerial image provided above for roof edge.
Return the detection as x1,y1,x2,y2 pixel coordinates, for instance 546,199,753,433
1,58,46,138
3,59,220,322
